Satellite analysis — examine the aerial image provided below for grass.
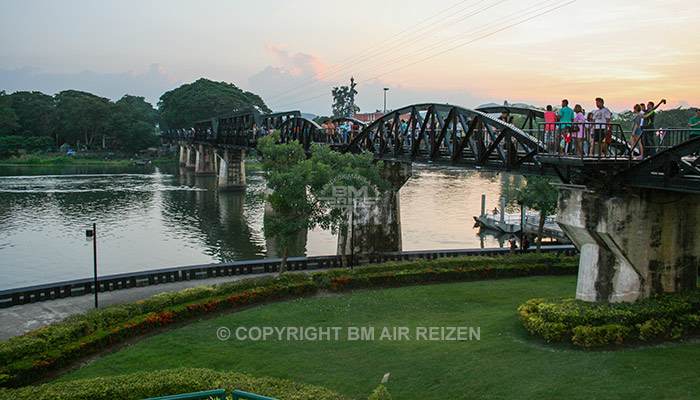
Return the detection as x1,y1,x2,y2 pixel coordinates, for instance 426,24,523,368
0,155,177,166
61,276,700,400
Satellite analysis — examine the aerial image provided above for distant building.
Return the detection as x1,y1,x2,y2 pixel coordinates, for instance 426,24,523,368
354,112,386,123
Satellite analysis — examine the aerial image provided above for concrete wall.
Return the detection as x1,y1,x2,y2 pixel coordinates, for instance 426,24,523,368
217,149,246,190
557,185,699,302
337,161,412,255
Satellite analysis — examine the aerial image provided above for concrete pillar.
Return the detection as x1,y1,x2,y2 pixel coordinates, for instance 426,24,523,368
338,161,412,254
178,145,187,165
217,149,246,190
556,185,700,303
185,146,196,169
195,144,216,176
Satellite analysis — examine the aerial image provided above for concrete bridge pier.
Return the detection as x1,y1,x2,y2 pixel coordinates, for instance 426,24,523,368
195,144,216,176
556,185,700,303
178,144,188,165
217,149,246,190
185,145,197,170
338,161,412,255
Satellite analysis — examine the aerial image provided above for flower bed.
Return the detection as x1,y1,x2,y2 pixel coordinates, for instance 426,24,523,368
0,278,317,388
518,291,700,348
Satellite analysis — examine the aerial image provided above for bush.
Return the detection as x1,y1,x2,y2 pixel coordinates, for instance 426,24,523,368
519,290,700,348
312,254,579,291
571,324,632,347
367,385,392,400
0,136,53,155
0,368,350,400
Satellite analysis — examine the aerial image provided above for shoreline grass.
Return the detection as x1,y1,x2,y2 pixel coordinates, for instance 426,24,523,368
0,155,178,167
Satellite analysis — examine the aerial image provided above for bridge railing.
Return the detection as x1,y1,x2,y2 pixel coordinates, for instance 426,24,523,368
142,389,227,400
536,122,629,159
632,128,700,157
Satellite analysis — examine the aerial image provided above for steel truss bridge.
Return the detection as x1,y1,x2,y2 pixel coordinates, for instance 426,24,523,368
163,104,700,195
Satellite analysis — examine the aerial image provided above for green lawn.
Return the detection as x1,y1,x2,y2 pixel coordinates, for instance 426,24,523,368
62,276,700,399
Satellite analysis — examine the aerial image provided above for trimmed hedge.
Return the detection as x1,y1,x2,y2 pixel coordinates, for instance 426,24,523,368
313,254,579,291
518,290,700,348
0,368,350,400
0,275,317,388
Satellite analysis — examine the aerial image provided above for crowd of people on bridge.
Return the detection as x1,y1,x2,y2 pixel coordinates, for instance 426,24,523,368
530,97,668,158
320,120,363,143
171,99,699,159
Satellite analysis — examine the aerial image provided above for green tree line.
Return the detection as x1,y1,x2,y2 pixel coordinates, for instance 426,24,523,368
0,78,270,156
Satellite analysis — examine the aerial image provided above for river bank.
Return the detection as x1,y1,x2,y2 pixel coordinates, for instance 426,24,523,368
0,154,178,167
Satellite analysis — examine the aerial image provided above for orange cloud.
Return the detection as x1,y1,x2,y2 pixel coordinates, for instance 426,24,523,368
262,43,333,78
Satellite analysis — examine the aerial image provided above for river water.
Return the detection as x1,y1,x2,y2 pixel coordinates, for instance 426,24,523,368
0,163,525,290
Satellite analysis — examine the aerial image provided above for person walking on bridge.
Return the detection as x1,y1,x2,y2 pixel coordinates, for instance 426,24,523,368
641,99,666,155
630,104,644,159
593,97,612,156
544,105,557,153
326,120,335,143
573,104,586,155
688,109,700,135
556,99,574,154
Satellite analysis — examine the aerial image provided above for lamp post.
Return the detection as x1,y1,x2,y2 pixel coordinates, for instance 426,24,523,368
85,223,98,308
383,88,389,113
349,77,356,119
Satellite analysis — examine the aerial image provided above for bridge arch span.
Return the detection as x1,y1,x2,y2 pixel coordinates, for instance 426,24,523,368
278,117,325,148
345,103,546,175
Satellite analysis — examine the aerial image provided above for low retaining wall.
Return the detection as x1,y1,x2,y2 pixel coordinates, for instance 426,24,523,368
0,245,576,308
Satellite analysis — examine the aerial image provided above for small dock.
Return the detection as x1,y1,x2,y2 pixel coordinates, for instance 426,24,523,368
473,195,568,241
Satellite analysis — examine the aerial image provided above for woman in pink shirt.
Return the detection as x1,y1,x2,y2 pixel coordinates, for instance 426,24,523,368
573,104,586,155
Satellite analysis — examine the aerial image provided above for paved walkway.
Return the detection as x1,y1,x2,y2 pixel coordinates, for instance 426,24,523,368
0,270,322,342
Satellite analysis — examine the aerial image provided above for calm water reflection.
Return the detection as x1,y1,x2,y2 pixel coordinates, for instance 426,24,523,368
0,164,524,289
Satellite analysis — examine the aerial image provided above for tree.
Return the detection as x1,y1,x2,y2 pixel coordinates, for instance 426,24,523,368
516,176,559,252
331,84,359,118
8,91,55,138
306,145,389,269
52,90,112,147
0,90,20,136
257,134,387,275
313,115,331,125
158,78,270,130
116,94,160,126
656,107,698,128
612,110,634,132
108,96,159,152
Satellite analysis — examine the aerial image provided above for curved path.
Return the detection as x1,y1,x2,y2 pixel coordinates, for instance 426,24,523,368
0,270,324,341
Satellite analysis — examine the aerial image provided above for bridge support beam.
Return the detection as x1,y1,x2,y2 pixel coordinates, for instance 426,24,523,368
217,149,246,191
178,144,188,166
338,161,412,255
556,185,700,303
185,145,196,169
195,145,216,176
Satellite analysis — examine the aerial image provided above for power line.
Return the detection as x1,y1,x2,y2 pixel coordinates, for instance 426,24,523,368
269,0,550,108
265,0,497,102
356,0,578,86
269,1,576,110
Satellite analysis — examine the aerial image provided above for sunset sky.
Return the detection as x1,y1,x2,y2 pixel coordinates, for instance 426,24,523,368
1,0,698,115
